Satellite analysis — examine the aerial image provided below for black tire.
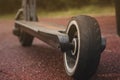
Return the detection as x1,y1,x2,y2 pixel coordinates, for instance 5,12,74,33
64,15,102,80
14,8,34,47
20,30,34,46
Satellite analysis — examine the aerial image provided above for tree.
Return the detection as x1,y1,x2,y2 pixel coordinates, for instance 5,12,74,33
115,0,120,36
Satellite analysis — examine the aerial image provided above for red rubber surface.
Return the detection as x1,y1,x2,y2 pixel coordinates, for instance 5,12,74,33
0,16,120,80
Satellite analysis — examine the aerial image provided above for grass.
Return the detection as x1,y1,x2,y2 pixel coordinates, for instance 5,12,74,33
0,14,15,20
38,5,115,18
0,5,115,20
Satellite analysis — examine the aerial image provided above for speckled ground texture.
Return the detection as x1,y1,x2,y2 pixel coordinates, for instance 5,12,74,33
0,16,120,80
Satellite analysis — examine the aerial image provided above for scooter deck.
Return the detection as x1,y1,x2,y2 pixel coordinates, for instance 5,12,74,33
15,20,69,49
15,20,66,35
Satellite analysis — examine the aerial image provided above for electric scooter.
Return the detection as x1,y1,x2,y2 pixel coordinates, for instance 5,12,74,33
13,0,106,80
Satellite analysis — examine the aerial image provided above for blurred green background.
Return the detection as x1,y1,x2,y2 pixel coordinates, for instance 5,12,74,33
0,0,115,18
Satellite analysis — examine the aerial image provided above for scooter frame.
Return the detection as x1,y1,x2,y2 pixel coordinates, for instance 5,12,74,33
13,0,106,79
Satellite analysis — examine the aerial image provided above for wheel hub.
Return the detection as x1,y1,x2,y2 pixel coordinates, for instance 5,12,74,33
71,38,78,56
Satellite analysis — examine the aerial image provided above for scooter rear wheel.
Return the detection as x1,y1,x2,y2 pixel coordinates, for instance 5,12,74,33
64,15,102,80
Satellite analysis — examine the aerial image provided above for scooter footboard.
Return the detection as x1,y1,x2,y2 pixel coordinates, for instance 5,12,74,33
14,20,71,52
